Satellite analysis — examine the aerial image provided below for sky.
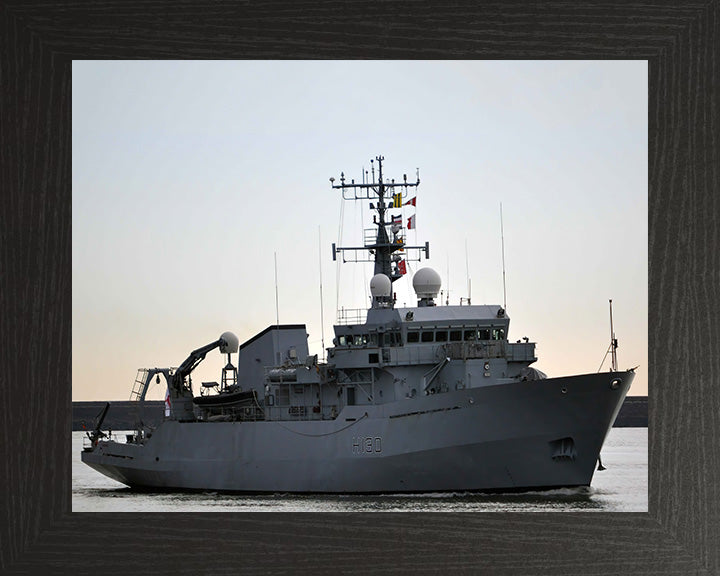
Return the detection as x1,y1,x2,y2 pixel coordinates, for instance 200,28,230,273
72,60,648,401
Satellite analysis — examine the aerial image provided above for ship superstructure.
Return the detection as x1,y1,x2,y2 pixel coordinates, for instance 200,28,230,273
81,156,635,493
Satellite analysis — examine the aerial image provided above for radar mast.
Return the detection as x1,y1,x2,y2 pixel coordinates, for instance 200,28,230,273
330,156,430,298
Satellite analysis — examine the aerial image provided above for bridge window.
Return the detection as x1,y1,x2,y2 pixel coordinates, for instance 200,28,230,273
492,328,505,340
388,331,402,347
449,330,462,342
338,335,348,346
407,331,419,343
478,329,491,340
421,331,434,342
435,331,448,342
464,330,476,341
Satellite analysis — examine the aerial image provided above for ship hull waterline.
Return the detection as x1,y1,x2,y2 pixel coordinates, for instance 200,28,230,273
81,370,633,494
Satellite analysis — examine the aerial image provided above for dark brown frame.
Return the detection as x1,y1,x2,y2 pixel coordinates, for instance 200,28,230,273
1,2,718,574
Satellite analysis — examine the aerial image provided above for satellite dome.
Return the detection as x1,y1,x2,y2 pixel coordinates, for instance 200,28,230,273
219,331,239,354
413,267,442,299
370,273,392,298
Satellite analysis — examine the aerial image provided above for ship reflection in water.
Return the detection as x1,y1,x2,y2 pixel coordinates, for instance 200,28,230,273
72,428,648,512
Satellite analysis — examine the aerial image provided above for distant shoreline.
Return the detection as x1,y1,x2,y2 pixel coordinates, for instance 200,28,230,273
72,396,648,431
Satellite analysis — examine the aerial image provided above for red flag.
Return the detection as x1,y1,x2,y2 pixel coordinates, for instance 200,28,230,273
404,197,416,207
407,214,415,229
397,260,407,275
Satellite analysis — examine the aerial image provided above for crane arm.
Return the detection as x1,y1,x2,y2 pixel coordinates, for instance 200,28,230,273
171,338,223,391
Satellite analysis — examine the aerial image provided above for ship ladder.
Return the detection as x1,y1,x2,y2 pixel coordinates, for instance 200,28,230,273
130,368,151,402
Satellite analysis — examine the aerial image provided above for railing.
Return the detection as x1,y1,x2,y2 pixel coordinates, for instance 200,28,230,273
442,341,506,360
263,404,338,422
363,228,377,247
82,432,120,450
364,227,405,247
391,342,507,363
507,341,537,362
336,308,367,325
344,340,534,366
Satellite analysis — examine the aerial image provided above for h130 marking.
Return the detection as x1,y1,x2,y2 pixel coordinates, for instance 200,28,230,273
352,437,382,454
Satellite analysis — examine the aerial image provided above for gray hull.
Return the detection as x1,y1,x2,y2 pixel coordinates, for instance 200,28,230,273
82,370,632,493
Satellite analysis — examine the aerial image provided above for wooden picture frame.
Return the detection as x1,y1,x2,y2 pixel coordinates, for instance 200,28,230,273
1,2,717,573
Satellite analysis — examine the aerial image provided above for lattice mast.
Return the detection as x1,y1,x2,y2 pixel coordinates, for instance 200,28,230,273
331,155,429,286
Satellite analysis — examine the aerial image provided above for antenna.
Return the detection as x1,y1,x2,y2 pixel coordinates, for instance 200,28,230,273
274,252,280,365
609,299,618,371
500,202,507,310
335,190,345,323
274,252,280,327
318,226,326,362
465,238,471,305
446,253,450,306
330,156,428,286
597,299,620,372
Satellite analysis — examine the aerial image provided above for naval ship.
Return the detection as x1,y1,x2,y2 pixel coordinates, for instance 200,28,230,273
81,156,635,493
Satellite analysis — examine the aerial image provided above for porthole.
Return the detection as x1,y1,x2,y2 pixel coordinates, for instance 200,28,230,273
610,378,622,390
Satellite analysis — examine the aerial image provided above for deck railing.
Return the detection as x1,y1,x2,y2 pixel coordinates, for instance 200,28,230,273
336,307,367,325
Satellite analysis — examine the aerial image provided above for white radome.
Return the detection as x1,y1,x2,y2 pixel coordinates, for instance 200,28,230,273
219,331,239,354
370,273,392,297
413,267,442,298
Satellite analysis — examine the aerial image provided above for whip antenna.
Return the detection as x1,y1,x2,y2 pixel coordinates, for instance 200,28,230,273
610,299,618,371
500,203,507,310
466,238,471,304
597,299,620,372
318,226,326,362
274,252,280,327
274,251,280,364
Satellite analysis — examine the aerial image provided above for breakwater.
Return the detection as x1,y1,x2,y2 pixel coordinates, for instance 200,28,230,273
614,396,649,427
72,396,648,431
